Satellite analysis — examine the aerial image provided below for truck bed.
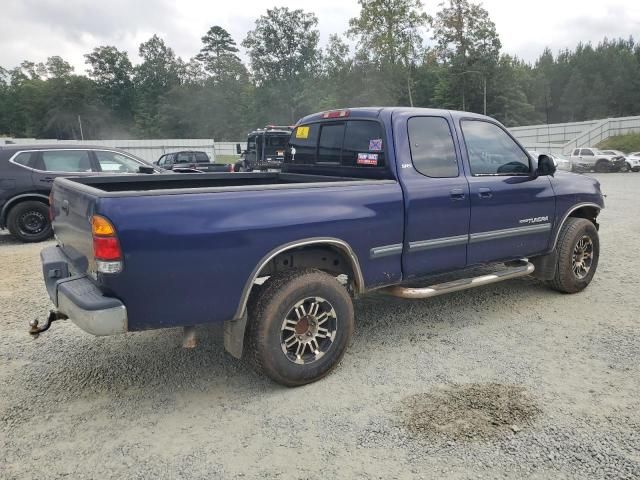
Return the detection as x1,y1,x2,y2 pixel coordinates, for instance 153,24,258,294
64,172,380,195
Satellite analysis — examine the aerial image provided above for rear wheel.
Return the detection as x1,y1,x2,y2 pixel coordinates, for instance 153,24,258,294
246,268,354,386
546,218,599,293
6,201,52,243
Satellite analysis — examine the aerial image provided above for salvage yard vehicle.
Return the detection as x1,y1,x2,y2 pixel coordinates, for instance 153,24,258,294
35,107,604,386
234,125,292,172
528,150,572,172
625,152,640,172
0,145,160,243
569,147,625,172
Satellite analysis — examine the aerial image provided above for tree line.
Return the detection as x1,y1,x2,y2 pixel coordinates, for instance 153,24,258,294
1,0,639,141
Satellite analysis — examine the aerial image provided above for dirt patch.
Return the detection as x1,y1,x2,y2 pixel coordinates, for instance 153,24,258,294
400,383,541,441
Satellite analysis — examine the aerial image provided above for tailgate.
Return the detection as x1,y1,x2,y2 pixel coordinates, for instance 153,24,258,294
50,178,98,276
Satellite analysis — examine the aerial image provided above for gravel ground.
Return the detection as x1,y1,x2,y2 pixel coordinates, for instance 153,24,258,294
1,173,639,479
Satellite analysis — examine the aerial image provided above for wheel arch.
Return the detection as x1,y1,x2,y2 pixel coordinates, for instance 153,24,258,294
0,193,50,226
551,203,601,250
233,237,364,322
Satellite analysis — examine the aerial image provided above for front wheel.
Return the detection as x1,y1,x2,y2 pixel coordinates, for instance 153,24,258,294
594,160,609,173
246,268,354,386
546,218,599,293
620,162,631,172
6,201,52,243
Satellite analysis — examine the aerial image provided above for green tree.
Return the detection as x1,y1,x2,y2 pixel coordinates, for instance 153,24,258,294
242,7,321,122
133,35,184,136
431,0,501,112
196,26,246,82
84,46,134,123
348,0,429,105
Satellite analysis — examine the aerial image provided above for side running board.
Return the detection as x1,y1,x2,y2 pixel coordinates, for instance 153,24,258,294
382,261,535,299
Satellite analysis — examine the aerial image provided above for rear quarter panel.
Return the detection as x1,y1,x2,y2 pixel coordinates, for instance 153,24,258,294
97,183,404,331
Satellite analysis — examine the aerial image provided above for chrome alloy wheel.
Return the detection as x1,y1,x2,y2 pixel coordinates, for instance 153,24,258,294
572,235,594,279
280,297,337,365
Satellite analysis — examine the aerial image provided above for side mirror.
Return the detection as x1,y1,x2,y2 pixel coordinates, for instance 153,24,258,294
536,154,556,177
138,165,155,174
236,143,242,155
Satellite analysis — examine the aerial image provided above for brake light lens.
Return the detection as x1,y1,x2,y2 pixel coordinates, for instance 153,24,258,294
92,215,122,273
322,110,350,119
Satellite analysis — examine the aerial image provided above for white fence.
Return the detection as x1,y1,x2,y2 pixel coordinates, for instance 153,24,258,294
510,115,640,154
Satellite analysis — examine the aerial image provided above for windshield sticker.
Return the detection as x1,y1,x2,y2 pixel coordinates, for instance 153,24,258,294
357,153,378,166
369,139,383,151
296,126,310,139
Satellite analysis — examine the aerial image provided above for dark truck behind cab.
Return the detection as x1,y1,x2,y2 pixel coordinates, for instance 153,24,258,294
234,126,292,171
37,108,604,386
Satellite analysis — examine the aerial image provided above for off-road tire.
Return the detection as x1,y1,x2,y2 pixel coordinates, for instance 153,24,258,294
6,201,52,243
546,218,599,293
621,162,632,172
246,268,354,387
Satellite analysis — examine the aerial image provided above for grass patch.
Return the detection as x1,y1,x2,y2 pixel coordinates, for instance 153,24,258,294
597,133,640,153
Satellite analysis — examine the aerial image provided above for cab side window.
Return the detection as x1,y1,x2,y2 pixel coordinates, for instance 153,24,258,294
572,149,580,156
95,151,141,173
40,150,93,172
408,117,458,178
580,149,594,156
462,120,530,175
12,152,34,167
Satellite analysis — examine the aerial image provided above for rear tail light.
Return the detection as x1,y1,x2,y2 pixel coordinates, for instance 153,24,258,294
92,215,122,274
228,164,233,172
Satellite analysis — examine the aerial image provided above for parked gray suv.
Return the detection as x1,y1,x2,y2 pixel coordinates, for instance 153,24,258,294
0,145,159,242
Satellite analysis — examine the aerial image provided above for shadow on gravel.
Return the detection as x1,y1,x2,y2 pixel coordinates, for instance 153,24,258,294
399,383,541,441
0,232,23,246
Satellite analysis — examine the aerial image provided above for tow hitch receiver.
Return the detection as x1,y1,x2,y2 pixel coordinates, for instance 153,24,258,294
29,310,68,337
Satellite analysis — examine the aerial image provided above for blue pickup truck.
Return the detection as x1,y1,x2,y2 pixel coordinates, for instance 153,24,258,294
36,108,604,386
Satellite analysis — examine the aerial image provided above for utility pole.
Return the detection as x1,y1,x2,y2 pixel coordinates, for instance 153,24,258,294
483,76,487,116
78,115,84,141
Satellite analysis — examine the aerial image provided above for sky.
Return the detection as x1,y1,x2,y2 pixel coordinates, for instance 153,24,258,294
1,0,639,73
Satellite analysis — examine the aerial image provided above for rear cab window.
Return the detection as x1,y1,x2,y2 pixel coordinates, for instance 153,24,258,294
408,117,459,178
288,119,388,177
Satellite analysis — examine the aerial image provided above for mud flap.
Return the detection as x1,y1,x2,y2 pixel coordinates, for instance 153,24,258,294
530,251,558,281
224,312,248,359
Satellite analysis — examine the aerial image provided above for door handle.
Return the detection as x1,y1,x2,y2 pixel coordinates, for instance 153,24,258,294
478,187,493,199
450,188,466,200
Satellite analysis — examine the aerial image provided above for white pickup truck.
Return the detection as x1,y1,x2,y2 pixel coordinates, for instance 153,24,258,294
569,148,626,173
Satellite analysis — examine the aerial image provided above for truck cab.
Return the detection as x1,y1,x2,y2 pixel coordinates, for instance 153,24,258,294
235,126,292,172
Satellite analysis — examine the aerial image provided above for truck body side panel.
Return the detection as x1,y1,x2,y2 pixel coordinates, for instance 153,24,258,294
96,183,404,331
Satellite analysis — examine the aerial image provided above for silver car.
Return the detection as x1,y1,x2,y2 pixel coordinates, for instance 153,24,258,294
528,150,573,172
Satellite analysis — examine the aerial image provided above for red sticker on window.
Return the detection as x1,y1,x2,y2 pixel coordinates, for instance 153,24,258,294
357,153,378,166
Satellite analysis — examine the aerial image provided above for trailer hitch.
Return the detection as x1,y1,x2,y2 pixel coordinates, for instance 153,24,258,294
29,310,68,338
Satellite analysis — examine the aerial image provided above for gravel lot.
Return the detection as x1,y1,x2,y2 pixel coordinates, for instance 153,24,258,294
1,173,639,479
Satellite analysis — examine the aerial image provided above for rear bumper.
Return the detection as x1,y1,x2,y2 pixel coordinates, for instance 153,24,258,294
41,246,127,336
